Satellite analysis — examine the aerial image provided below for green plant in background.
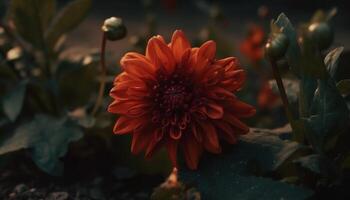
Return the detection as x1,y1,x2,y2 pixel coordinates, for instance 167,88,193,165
179,9,350,200
0,0,126,176
267,8,350,186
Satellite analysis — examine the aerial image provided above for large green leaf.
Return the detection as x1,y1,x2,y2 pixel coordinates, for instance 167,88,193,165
293,154,321,174
297,31,322,118
304,47,348,152
56,59,98,108
1,80,27,122
45,0,92,50
306,77,349,153
0,115,83,175
179,129,313,200
9,0,55,48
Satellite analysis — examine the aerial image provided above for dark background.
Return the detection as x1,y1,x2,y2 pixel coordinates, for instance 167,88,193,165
59,0,350,60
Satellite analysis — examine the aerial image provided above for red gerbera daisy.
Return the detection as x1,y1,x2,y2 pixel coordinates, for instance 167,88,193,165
108,30,255,170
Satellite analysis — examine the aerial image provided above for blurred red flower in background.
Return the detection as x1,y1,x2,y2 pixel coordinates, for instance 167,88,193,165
257,81,280,109
108,30,255,170
239,25,266,63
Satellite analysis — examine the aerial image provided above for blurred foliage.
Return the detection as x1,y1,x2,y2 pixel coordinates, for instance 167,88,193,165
180,8,350,200
0,0,172,178
180,129,313,199
0,0,100,176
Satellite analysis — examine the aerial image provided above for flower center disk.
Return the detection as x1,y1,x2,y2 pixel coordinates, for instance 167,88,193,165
152,70,195,137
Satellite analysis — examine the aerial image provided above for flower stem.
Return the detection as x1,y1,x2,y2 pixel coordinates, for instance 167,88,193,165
268,58,296,133
92,33,107,116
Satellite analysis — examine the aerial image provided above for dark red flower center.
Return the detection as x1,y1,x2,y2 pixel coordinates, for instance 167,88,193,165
151,67,202,135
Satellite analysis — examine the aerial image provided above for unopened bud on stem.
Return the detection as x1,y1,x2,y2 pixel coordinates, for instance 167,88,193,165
102,17,127,41
308,22,333,51
265,33,289,60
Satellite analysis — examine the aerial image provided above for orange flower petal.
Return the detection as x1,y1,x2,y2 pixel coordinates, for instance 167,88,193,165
183,133,202,170
194,41,216,76
145,129,164,157
191,123,202,143
224,113,250,134
146,36,176,74
113,116,146,134
127,86,149,98
166,139,178,167
215,57,237,67
204,103,224,119
199,122,221,153
170,30,191,63
170,127,182,140
197,40,216,61
120,52,156,80
207,87,235,100
108,100,150,117
180,48,191,67
226,99,256,118
222,69,246,91
213,121,237,144
131,131,152,154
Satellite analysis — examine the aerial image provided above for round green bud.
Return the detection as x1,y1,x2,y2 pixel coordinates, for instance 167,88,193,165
308,22,333,50
265,33,289,60
102,17,127,41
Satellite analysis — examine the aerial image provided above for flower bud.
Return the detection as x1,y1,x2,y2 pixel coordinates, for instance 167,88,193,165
265,33,289,60
102,17,127,41
308,22,333,50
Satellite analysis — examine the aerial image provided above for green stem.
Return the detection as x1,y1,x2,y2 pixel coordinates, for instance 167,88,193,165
92,33,107,116
269,58,296,133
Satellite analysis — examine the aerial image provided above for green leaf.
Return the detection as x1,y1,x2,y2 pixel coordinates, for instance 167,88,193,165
300,33,326,78
45,0,92,50
2,80,27,121
336,79,350,96
325,47,344,79
306,78,349,153
293,154,321,174
40,0,56,29
0,115,83,175
297,32,322,118
57,59,98,108
274,13,302,76
9,0,55,48
179,129,313,200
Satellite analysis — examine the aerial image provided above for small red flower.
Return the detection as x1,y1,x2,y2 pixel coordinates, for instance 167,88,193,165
257,81,280,109
108,30,255,170
239,25,265,63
